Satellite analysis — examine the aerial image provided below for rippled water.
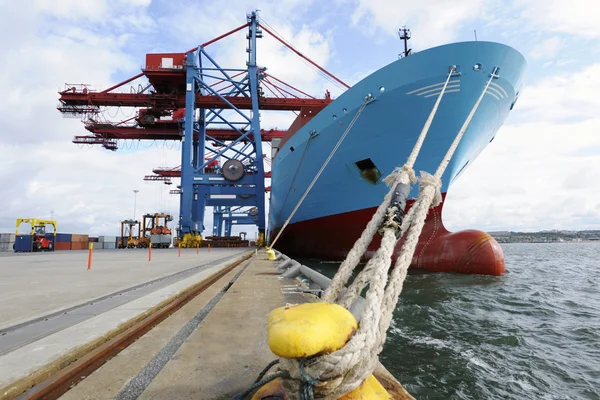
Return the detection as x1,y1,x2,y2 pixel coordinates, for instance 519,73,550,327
306,243,600,399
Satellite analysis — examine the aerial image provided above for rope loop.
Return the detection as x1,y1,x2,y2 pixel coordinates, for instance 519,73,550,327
299,358,319,400
419,171,443,207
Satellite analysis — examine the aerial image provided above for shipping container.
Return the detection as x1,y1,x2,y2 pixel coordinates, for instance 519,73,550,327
99,236,117,243
14,235,32,252
150,234,160,244
103,242,116,250
56,233,72,243
150,234,172,247
89,237,99,243
70,241,89,250
55,241,71,251
0,233,16,243
71,234,89,243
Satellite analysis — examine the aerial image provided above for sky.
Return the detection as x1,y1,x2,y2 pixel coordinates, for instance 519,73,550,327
0,0,599,237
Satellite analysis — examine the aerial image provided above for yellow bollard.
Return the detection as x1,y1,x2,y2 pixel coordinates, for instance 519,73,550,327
265,247,276,261
252,302,391,400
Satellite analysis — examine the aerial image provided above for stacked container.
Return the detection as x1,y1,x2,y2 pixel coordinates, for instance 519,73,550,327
98,236,117,249
71,234,89,250
55,233,72,250
0,233,16,252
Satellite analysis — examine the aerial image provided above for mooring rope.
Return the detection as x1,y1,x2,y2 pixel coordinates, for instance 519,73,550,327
278,67,498,399
323,66,457,306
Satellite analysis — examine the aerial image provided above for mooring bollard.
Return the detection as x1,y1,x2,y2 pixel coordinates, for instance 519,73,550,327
87,242,93,270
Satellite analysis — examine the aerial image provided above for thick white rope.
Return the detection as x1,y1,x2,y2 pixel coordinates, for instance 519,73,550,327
377,68,498,343
280,68,497,399
322,66,456,304
269,101,368,249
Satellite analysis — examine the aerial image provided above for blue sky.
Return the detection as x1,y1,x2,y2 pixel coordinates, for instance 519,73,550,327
1,0,599,236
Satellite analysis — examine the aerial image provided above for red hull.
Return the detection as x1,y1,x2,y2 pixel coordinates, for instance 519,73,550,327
270,194,505,275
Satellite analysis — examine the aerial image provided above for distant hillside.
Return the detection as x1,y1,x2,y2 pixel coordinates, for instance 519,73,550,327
488,230,600,243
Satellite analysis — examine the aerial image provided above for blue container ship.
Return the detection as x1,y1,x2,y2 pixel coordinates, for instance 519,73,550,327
268,41,526,275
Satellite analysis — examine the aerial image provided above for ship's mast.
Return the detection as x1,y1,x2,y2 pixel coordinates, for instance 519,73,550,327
398,26,412,58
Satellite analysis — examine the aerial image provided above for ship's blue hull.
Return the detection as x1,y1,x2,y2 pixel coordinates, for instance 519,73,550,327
269,41,526,269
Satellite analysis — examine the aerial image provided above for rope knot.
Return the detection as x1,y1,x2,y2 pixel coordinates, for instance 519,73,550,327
383,165,416,188
418,171,442,207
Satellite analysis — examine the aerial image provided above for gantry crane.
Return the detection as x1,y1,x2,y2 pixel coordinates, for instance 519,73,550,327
118,220,140,249
57,11,348,247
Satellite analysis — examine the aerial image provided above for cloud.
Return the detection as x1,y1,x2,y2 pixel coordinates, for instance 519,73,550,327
511,63,600,123
0,140,182,235
512,0,600,38
529,37,564,60
444,62,600,232
350,0,484,49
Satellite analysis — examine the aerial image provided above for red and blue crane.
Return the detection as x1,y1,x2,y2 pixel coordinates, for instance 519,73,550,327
57,11,347,246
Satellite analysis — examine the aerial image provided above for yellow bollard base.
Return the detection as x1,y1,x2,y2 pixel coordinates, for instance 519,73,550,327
250,375,391,399
251,378,287,399
340,374,391,399
266,247,277,261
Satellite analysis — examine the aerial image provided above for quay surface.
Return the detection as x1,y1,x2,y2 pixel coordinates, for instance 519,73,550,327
0,250,412,399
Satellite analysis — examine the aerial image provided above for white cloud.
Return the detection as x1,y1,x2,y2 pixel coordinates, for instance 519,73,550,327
0,141,182,235
351,0,484,49
513,0,600,38
33,0,108,20
444,66,600,231
529,37,564,60
512,63,600,123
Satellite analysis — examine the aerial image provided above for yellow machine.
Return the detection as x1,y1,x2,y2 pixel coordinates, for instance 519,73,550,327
118,219,140,249
15,218,57,252
174,231,202,248
141,213,174,248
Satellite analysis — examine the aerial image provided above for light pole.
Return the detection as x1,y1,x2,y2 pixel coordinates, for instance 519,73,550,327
50,211,54,220
133,190,139,221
